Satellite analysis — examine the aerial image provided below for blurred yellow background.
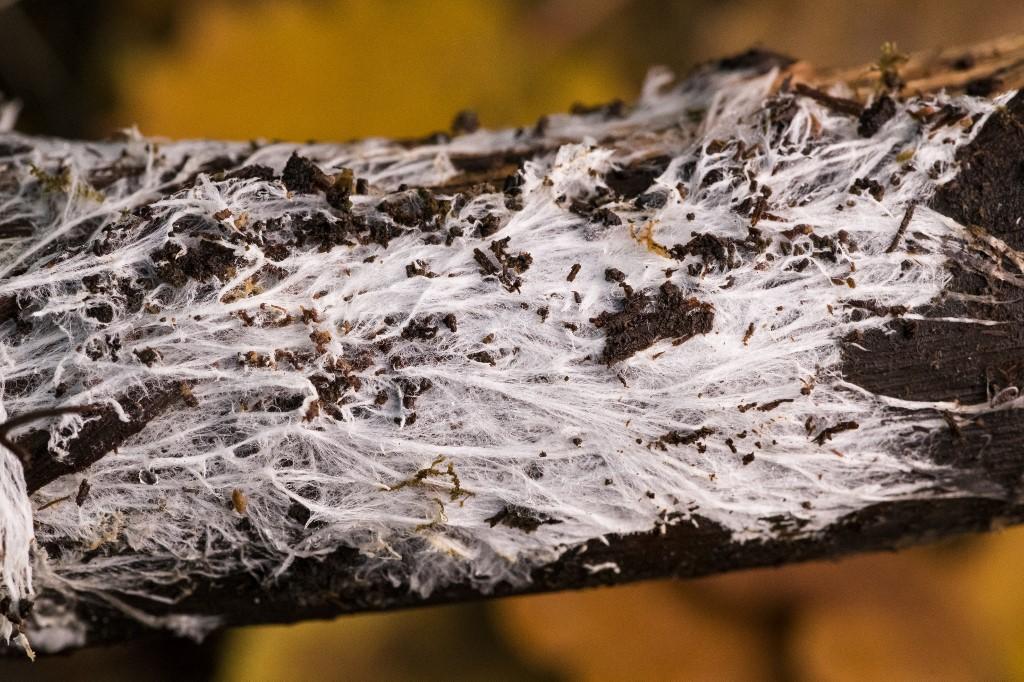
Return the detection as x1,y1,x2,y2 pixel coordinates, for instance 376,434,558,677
3,1,1024,679
99,0,1024,143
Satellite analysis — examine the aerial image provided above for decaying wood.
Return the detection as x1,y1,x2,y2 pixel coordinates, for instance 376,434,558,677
3,35,1024,654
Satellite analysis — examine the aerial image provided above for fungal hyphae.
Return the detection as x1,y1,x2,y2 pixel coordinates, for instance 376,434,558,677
0,63,1016,652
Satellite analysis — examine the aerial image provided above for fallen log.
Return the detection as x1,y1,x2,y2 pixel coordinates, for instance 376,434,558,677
1,36,1023,656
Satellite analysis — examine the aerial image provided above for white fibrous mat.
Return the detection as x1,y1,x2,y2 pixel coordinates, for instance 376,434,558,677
0,64,1015,650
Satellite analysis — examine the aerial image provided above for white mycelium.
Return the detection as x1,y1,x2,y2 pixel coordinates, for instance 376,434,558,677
0,65,1015,650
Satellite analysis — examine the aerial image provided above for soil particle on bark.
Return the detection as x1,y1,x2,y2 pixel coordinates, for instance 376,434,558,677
742,322,755,345
885,203,917,253
467,350,496,365
485,503,562,533
401,315,441,341
757,398,795,412
151,239,239,286
472,242,526,293
850,177,885,201
489,237,532,273
378,188,445,227
635,190,668,210
669,232,742,272
475,214,502,238
858,95,897,137
812,420,859,445
405,259,436,278
282,153,331,194
605,156,671,198
295,213,352,252
604,267,626,283
655,426,715,449
591,282,714,364
75,479,91,506
133,347,161,366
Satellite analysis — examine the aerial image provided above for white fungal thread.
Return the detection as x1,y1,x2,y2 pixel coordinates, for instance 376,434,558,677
0,65,1018,649
0,448,33,643
583,562,621,575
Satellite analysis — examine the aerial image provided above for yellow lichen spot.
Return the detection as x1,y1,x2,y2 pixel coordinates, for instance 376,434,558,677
629,221,670,258
896,148,915,164
29,165,105,203
29,164,71,193
220,276,264,303
75,183,106,203
231,488,248,514
390,455,473,505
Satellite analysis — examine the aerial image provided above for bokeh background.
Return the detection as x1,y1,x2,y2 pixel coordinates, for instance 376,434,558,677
2,1,1024,679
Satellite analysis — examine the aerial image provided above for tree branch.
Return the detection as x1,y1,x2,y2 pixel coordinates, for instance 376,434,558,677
2,35,1024,655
